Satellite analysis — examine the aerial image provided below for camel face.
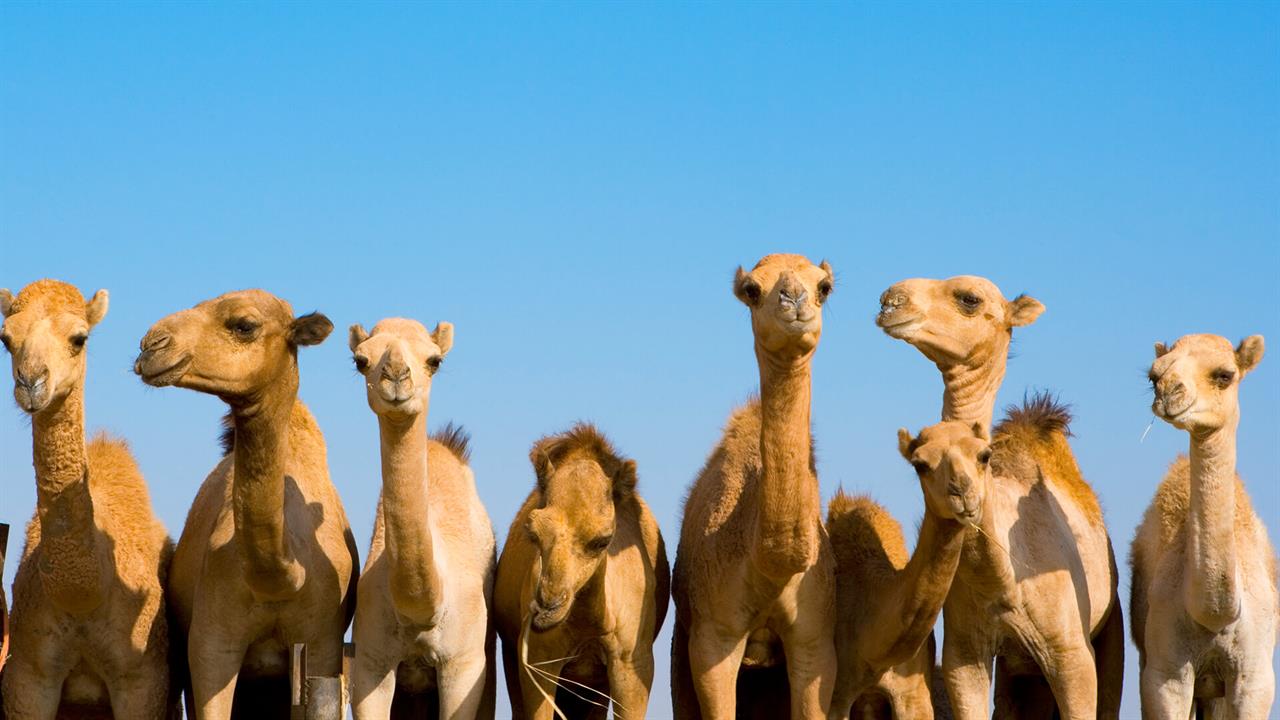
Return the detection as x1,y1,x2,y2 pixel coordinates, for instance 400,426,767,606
134,289,332,398
734,253,834,356
1150,333,1264,431
0,281,108,414
349,318,453,420
877,275,1043,364
898,421,990,524
525,429,637,631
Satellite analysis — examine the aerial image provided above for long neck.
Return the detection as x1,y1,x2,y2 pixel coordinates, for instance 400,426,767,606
858,512,965,669
939,335,1009,429
378,408,444,626
31,385,104,614
231,372,307,600
1184,418,1241,631
957,488,1017,598
753,346,820,578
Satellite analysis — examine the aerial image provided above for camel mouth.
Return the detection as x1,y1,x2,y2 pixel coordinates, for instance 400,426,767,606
136,354,192,387
878,315,923,338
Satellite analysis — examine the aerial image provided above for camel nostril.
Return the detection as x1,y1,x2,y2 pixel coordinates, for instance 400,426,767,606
142,332,171,353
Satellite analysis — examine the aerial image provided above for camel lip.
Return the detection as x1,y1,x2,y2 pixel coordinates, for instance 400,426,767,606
876,311,920,330
137,355,191,387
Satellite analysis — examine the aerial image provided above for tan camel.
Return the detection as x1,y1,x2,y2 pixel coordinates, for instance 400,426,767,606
495,424,669,719
671,253,837,720
0,280,174,719
133,289,358,720
347,318,497,719
1131,334,1277,719
877,276,1123,719
825,425,972,720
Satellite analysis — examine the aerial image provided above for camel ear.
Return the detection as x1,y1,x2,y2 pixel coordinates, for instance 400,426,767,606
612,459,638,500
1236,335,1265,376
0,289,13,317
348,324,369,352
972,422,990,442
290,312,333,347
897,428,914,461
529,436,559,488
1154,342,1170,358
85,290,109,327
432,322,454,356
734,267,762,307
1007,295,1044,328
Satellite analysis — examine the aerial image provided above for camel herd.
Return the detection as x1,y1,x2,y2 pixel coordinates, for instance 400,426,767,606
0,254,1274,720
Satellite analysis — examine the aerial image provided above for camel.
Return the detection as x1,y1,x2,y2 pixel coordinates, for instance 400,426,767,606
495,424,669,719
671,253,837,720
825,426,973,719
1131,334,1277,719
346,318,497,719
876,276,1123,719
0,280,174,719
133,289,358,720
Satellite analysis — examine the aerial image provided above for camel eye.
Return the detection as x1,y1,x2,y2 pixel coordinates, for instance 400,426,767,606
352,355,369,373
1211,369,1235,387
956,292,982,312
817,279,833,302
586,535,613,554
70,333,88,353
426,356,442,373
977,449,992,465
228,318,260,340
911,461,930,475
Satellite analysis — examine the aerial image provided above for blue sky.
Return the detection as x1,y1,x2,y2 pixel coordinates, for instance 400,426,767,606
2,2,1277,717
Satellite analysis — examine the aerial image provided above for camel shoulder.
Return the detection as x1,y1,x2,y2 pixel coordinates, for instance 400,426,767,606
992,392,1103,527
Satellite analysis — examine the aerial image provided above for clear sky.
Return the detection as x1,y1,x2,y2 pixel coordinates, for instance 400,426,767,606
2,2,1277,718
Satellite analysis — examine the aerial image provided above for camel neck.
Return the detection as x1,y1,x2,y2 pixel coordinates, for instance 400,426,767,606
378,409,444,626
939,336,1009,429
31,385,104,614
230,373,307,601
753,346,820,579
1185,419,1240,631
958,490,1016,598
859,512,966,669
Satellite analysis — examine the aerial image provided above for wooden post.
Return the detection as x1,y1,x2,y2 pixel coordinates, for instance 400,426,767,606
289,642,346,720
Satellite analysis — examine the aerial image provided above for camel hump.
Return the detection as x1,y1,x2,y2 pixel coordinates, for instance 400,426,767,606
431,422,472,464
993,391,1104,526
826,489,908,571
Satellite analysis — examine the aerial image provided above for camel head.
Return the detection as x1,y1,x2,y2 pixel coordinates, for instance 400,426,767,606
1149,333,1264,432
734,254,834,358
898,421,991,524
524,424,636,631
134,289,332,403
348,318,453,421
0,280,108,414
877,276,1043,365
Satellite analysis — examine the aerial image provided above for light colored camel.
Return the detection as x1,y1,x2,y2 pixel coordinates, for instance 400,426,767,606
1131,334,1277,719
134,289,358,720
825,424,973,720
495,424,669,719
877,276,1123,719
347,318,496,719
671,253,837,720
0,280,174,719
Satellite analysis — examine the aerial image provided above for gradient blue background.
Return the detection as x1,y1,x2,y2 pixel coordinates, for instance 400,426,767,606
2,3,1277,717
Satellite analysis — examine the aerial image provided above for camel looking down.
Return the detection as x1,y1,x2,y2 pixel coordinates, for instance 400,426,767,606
877,276,1123,719
347,318,497,719
0,280,174,719
1131,334,1277,719
672,253,837,720
825,420,977,719
134,289,358,720
495,424,669,719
